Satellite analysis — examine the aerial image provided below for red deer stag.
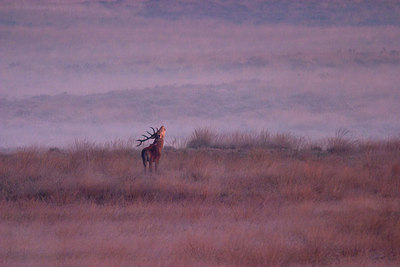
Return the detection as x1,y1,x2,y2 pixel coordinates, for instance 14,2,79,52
136,126,166,173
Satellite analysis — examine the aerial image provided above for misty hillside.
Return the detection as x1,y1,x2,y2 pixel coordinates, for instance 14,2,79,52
2,0,400,147
0,81,390,124
138,0,400,26
0,82,353,124
2,47,400,126
1,78,400,148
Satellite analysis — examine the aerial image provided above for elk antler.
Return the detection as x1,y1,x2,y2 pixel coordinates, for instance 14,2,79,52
136,127,158,146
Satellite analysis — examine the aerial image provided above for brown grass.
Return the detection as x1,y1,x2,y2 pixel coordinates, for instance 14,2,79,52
186,128,307,150
1,132,400,266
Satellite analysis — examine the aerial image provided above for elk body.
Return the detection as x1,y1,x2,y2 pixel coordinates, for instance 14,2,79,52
136,126,166,173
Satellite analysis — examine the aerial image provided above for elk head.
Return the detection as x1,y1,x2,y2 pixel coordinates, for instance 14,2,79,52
136,127,160,147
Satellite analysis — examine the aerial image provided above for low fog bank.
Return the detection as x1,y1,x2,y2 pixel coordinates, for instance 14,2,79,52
1,78,399,148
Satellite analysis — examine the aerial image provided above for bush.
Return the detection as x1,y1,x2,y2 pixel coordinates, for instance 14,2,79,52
327,128,358,153
187,128,216,149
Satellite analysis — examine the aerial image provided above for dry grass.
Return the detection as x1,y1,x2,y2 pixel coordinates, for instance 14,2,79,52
186,128,307,150
1,132,400,266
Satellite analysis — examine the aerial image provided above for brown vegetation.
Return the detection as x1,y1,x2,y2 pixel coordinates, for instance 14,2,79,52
0,131,400,266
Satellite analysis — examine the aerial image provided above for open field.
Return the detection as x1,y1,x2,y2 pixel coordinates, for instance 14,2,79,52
1,132,400,266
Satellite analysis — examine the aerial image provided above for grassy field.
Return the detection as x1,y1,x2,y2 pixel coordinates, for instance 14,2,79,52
1,131,400,266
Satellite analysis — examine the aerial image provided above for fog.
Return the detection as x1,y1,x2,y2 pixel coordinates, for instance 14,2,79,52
1,1,400,147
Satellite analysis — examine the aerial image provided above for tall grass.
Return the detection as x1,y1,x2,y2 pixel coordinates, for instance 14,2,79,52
326,128,358,153
186,128,308,150
1,130,400,266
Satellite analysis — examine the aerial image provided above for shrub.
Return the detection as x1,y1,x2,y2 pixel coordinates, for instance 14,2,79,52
187,128,216,149
327,128,358,153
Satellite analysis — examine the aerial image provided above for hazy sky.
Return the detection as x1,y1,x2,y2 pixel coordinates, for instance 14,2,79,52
1,0,400,147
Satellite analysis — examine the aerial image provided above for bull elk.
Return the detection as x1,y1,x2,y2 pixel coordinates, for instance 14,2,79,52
136,126,166,173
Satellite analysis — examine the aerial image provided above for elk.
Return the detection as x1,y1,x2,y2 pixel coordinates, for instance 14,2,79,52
136,126,166,173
